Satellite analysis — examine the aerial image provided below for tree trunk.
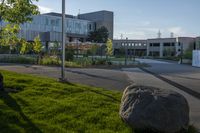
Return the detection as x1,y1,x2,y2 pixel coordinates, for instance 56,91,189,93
0,73,4,91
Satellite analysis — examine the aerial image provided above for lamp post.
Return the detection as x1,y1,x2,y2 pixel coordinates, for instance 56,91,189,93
61,0,66,81
125,37,128,66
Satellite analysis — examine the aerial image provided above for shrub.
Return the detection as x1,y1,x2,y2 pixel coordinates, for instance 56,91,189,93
65,49,74,61
0,55,37,64
40,56,60,66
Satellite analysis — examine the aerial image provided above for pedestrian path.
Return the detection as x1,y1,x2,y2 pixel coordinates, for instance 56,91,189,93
136,58,173,64
122,68,200,130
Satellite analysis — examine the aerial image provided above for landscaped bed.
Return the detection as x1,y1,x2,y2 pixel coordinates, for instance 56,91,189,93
0,70,131,133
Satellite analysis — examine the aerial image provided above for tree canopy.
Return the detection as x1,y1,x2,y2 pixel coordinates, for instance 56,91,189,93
0,0,40,54
88,26,109,43
0,0,39,24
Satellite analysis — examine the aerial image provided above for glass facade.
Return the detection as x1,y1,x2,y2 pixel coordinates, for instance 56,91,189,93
20,15,95,36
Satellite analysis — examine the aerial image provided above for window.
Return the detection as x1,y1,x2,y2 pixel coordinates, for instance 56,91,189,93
56,19,59,26
143,44,146,46
51,20,55,26
164,43,171,47
153,43,160,47
89,24,92,30
45,18,49,25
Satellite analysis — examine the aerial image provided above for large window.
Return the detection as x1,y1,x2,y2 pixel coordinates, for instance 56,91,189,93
150,43,160,47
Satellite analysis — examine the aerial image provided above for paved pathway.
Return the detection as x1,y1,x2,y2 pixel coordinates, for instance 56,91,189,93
122,68,200,129
0,64,132,91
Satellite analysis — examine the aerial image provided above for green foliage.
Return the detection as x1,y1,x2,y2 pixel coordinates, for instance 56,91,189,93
183,50,193,59
106,38,113,56
33,35,42,54
0,55,37,64
183,44,193,59
91,44,99,55
0,70,131,132
20,39,31,54
0,45,10,54
0,0,40,54
0,24,20,46
0,0,39,24
40,56,60,66
65,48,74,61
88,26,109,43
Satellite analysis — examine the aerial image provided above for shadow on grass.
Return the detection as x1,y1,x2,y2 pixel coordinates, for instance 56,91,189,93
0,91,42,133
59,80,121,103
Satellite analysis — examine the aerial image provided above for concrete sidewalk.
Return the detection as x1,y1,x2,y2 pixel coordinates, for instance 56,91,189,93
122,68,200,129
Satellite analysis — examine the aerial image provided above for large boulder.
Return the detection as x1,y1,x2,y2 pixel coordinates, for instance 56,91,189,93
0,73,3,91
119,85,189,133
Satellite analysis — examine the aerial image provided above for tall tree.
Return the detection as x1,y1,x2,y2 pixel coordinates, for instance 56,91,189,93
88,26,109,43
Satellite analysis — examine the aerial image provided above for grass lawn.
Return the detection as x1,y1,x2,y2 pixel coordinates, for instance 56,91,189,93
0,70,131,133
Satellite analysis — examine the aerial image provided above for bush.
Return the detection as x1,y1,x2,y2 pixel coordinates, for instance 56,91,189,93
0,46,10,54
184,51,192,60
65,49,74,61
0,54,37,64
40,56,60,66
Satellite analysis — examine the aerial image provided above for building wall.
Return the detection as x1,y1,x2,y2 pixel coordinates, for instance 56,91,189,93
79,11,114,40
195,37,200,50
147,38,176,57
113,39,147,56
113,37,196,58
147,37,195,57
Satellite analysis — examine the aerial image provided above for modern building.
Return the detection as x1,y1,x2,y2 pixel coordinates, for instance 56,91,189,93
0,10,114,45
113,37,196,57
78,10,114,40
113,39,147,57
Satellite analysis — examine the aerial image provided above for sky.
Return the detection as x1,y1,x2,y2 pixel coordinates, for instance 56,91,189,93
34,0,200,39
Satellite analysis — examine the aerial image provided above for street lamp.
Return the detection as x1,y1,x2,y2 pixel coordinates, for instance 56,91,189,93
61,0,66,81
125,37,128,66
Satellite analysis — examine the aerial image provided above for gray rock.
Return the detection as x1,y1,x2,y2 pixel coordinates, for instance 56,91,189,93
119,85,189,133
0,73,3,91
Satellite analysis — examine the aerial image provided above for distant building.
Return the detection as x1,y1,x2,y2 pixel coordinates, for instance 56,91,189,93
195,37,200,50
0,10,114,46
113,39,147,57
113,37,196,57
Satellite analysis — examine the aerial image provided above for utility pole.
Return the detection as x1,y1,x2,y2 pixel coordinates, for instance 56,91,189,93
61,0,66,81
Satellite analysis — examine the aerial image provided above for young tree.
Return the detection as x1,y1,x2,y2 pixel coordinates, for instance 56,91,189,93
106,38,113,57
33,35,42,54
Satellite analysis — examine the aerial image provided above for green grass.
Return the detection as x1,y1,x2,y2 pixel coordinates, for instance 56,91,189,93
0,70,131,133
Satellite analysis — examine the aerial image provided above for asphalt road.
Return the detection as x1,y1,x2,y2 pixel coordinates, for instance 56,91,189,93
137,59,200,95
0,64,132,91
123,67,200,129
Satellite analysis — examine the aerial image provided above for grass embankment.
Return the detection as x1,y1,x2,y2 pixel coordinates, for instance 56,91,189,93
0,70,131,133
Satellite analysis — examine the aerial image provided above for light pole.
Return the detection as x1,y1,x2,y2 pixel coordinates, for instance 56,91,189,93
125,37,128,66
61,0,66,81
